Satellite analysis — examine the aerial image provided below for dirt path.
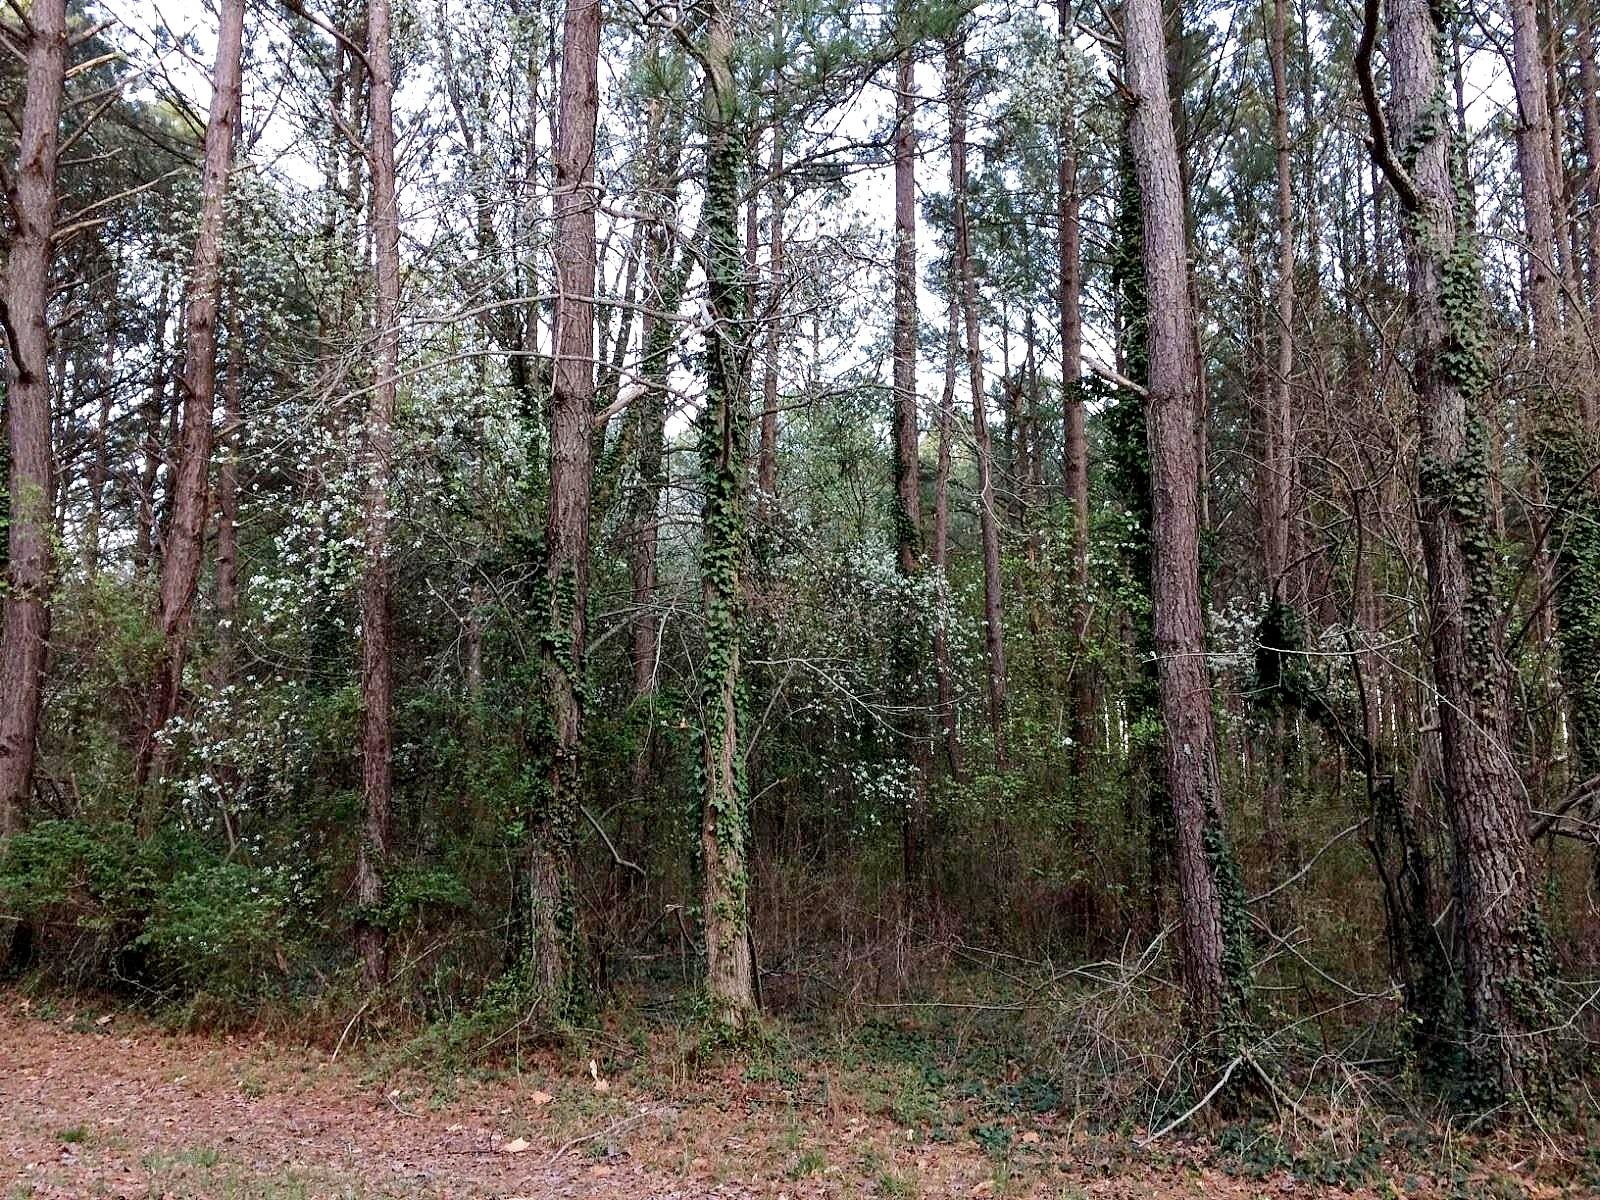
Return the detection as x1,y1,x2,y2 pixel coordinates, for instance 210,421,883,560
2,1002,753,1199
2,998,1583,1198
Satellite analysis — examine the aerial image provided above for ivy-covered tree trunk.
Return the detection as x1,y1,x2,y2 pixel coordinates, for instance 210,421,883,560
0,0,66,840
1364,0,1553,1101
948,32,1009,768
525,0,602,1003
698,0,756,1030
357,0,401,987
134,0,246,794
1509,0,1600,830
1125,0,1248,1039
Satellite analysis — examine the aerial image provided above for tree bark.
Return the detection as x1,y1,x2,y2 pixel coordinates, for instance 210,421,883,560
134,0,246,794
1057,0,1092,776
698,0,756,1030
892,28,931,886
1125,0,1240,1036
524,0,602,1002
356,0,401,987
948,33,1008,768
0,0,67,840
1364,0,1554,1098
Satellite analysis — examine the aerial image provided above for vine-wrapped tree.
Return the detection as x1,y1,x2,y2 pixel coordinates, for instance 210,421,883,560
1359,0,1553,1098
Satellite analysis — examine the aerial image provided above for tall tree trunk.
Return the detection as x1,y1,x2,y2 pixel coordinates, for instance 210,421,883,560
132,275,171,577
84,317,116,580
758,131,784,517
698,0,756,1030
1579,3,1600,349
1057,0,1092,777
1125,0,1245,1038
1361,0,1554,1099
1510,0,1600,861
892,28,931,886
948,33,1008,768
357,0,401,987
932,284,965,781
1257,0,1300,927
524,0,602,1002
134,0,246,793
0,0,66,839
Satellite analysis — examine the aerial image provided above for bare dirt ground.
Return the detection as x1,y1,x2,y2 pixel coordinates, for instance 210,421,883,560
1,996,1586,1198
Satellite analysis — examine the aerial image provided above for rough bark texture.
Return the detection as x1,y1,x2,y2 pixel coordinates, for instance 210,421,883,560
892,34,931,885
698,0,756,1030
0,0,67,840
1372,0,1553,1099
524,0,602,1003
134,0,246,793
948,34,1008,768
1125,0,1238,1037
357,0,401,988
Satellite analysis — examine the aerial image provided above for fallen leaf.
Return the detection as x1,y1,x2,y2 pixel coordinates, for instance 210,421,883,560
530,1089,554,1107
1021,1131,1041,1145
96,1014,113,1027
500,1137,531,1155
971,1182,994,1196
593,1079,610,1093
589,1165,613,1177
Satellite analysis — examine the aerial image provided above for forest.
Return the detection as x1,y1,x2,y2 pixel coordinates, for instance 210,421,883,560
3,0,1600,1192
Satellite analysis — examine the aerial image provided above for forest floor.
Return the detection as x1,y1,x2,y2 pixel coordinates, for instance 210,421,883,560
1,993,1592,1199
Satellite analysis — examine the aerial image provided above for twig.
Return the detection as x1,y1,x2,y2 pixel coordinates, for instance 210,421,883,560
546,1107,664,1167
1136,1056,1242,1147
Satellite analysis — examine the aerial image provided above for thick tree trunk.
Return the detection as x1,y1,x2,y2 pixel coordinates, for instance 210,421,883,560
0,0,67,839
521,0,602,1002
1125,0,1241,1037
892,33,931,886
948,34,1008,768
134,0,246,793
357,0,402,987
1366,0,1554,1098
698,0,756,1030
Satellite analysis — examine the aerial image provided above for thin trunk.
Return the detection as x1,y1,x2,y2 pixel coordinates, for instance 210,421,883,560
357,0,402,987
213,299,243,677
133,276,171,576
1580,3,1600,352
1058,0,1092,776
932,286,964,781
135,0,246,793
698,0,756,1029
948,33,1008,767
0,0,67,838
1125,0,1243,1037
758,132,784,517
1363,0,1554,1097
892,32,931,886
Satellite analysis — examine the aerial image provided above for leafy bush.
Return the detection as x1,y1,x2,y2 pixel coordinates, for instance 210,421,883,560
137,858,299,1002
